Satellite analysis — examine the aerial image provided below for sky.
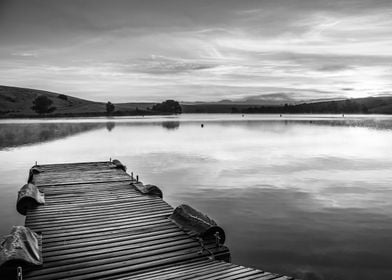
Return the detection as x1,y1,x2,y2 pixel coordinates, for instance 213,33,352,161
1,0,392,102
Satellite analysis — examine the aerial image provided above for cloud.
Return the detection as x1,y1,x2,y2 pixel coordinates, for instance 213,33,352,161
124,56,218,74
316,65,352,72
11,52,38,57
1,0,392,101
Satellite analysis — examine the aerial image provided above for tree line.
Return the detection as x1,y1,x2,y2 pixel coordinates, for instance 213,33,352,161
30,95,182,115
232,99,369,114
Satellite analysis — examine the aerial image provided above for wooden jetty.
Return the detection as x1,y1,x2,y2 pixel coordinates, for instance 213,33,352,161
1,160,295,280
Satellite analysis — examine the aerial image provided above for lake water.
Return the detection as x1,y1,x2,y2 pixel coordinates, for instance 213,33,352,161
1,114,391,280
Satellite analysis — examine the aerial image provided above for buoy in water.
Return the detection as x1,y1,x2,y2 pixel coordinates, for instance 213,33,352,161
201,124,204,128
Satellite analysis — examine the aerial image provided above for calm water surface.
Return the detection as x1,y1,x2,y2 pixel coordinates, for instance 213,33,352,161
1,114,392,280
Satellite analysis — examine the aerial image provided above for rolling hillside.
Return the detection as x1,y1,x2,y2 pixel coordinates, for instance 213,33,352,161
0,86,153,117
182,97,392,114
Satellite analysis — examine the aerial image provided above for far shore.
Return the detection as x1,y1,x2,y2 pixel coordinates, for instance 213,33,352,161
0,110,177,119
2,111,392,120
2,85,392,118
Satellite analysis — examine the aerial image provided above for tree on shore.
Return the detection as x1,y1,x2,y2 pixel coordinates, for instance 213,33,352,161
106,102,115,114
152,100,182,114
31,95,56,114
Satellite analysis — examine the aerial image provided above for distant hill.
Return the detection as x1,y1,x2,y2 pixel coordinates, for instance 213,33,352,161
0,85,155,117
182,96,392,114
286,96,392,114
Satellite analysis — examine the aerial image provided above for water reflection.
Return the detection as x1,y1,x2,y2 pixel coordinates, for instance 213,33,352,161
2,116,392,151
161,121,180,130
0,122,103,149
106,122,115,132
0,115,391,280
172,187,392,280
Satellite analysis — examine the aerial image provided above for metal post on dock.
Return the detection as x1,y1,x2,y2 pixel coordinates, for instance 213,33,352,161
17,266,23,280
215,232,221,247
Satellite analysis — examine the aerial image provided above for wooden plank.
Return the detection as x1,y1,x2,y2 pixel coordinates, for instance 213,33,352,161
127,260,221,280
25,246,227,280
42,238,198,264
26,200,166,219
26,205,172,227
39,218,172,240
43,230,186,254
42,224,180,250
27,211,173,233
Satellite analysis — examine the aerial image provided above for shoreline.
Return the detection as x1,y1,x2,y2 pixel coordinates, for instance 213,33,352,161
0,111,389,119
0,110,178,119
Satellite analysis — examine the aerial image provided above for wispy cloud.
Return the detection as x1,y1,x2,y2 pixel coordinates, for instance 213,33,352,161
11,52,38,57
121,56,218,74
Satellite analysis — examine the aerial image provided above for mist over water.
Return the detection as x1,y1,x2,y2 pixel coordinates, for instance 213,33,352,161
0,114,391,280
